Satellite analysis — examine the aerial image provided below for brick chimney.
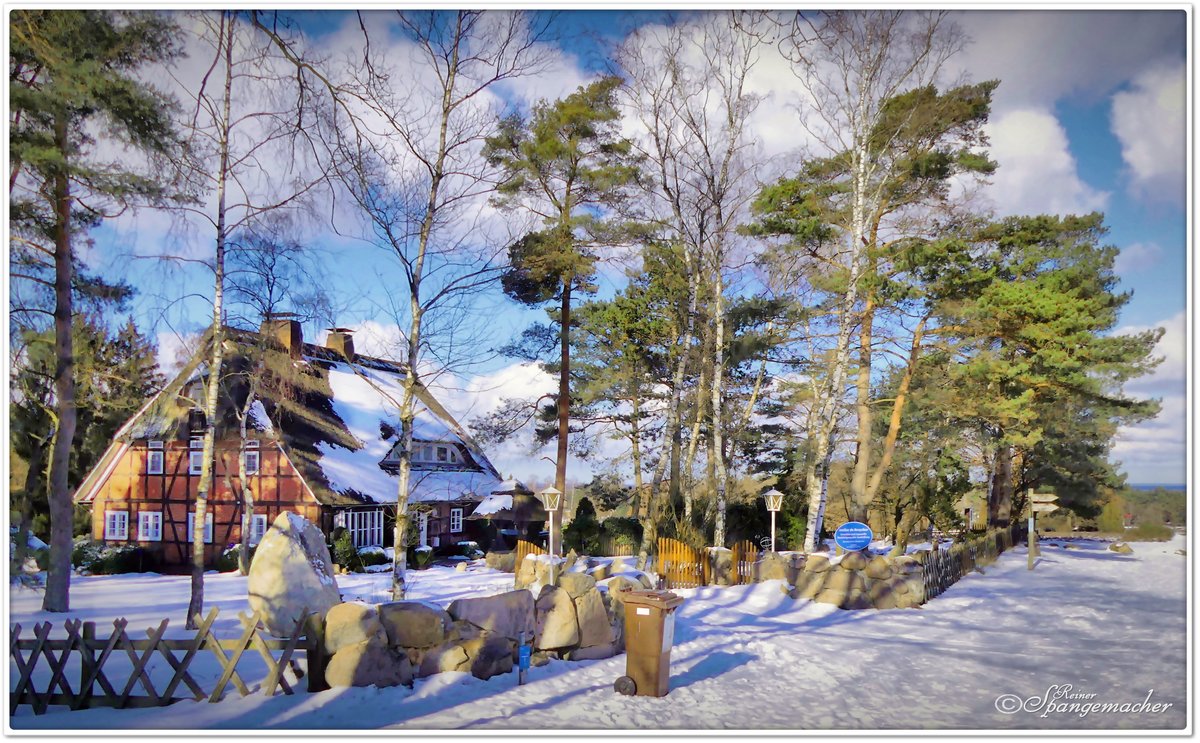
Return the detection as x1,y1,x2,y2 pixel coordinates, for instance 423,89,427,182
325,327,355,361
260,315,302,359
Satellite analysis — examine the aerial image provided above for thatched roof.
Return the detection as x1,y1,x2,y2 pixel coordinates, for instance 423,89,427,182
77,326,500,507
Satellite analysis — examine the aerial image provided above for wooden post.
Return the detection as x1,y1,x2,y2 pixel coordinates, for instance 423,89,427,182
79,622,96,710
304,613,328,693
1027,514,1037,571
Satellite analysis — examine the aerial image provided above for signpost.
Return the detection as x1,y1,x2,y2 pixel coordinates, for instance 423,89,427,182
1027,492,1059,570
834,522,873,553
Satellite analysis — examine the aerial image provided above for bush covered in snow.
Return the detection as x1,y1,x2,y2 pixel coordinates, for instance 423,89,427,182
411,545,434,569
215,544,256,572
72,539,155,575
456,541,484,559
358,546,389,567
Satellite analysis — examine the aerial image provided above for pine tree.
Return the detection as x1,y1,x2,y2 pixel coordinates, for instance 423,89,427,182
483,76,641,553
9,10,186,611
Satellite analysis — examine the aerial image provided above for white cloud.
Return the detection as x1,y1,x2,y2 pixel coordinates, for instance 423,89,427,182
1111,311,1187,484
951,10,1185,110
1111,63,1186,205
1113,242,1164,275
983,108,1109,216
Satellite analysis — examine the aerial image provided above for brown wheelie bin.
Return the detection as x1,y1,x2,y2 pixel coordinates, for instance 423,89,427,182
614,589,685,697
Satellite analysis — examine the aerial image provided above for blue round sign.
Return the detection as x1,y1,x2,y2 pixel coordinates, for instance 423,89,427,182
834,521,873,551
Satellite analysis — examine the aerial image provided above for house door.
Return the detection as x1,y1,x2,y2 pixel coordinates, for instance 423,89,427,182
419,512,429,548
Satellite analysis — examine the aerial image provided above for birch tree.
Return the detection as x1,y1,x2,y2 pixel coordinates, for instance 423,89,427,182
620,13,764,548
176,10,331,625
770,10,965,550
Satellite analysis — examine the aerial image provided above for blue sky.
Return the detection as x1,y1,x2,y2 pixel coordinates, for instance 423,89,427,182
72,8,1189,487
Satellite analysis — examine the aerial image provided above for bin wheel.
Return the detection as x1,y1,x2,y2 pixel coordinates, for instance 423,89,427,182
614,676,637,696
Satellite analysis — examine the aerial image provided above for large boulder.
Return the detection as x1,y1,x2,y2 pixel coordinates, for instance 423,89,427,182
752,554,789,583
534,585,579,650
378,601,452,649
417,642,470,677
486,551,517,573
462,635,515,681
248,512,340,636
558,572,597,599
864,556,893,580
803,554,831,573
574,588,614,648
838,550,870,572
324,602,387,655
1109,542,1134,554
326,640,413,688
448,590,535,640
813,569,869,610
708,548,734,586
514,554,538,589
788,570,827,600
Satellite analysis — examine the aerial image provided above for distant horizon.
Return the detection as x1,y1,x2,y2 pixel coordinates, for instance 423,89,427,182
1127,482,1188,491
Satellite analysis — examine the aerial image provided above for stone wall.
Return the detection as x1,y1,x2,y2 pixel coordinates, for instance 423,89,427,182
321,562,655,688
782,551,926,609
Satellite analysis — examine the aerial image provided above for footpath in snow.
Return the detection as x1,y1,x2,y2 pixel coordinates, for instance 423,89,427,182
8,535,1188,732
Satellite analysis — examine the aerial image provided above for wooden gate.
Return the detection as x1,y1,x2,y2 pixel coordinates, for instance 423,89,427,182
656,537,709,589
729,539,759,585
515,539,545,567
10,608,324,715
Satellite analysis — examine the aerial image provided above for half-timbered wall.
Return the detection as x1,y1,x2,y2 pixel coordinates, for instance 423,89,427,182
88,440,323,569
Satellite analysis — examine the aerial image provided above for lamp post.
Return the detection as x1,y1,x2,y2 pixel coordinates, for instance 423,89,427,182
537,485,562,584
764,488,784,553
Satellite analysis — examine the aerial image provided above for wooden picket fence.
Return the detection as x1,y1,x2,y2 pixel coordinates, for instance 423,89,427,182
729,539,760,586
515,539,545,567
598,534,637,558
917,525,1019,600
10,607,326,715
655,537,709,589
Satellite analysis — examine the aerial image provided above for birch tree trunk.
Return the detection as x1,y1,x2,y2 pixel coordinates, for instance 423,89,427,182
187,13,234,629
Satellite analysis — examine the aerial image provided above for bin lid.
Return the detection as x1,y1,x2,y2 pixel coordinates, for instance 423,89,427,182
623,589,685,610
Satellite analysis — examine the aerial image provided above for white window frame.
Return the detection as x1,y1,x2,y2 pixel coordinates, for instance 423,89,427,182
138,511,162,542
187,511,214,544
243,449,260,475
148,440,164,449
147,449,164,475
189,436,204,449
450,507,463,534
346,509,383,548
250,514,268,545
104,510,129,540
436,445,449,463
189,451,204,476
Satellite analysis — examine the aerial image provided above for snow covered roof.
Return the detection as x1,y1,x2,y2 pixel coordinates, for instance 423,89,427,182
78,325,501,507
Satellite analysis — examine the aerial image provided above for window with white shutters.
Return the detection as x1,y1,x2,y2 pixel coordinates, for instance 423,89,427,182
187,511,214,544
138,512,162,542
104,511,129,540
189,451,204,475
450,508,463,534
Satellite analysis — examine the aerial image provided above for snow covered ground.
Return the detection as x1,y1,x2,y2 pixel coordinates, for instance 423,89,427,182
9,535,1189,732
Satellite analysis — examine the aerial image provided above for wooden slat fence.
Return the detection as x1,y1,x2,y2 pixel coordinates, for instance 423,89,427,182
917,525,1019,601
10,607,326,715
655,538,709,589
729,539,759,586
515,539,545,567
598,534,636,558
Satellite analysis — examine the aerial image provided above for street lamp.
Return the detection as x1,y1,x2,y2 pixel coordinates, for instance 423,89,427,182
537,486,563,586
537,486,562,557
764,488,785,552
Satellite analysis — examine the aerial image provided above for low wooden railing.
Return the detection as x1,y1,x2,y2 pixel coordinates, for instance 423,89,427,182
10,607,326,715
